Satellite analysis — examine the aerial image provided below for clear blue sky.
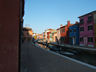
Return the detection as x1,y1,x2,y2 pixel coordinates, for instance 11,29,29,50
24,0,96,34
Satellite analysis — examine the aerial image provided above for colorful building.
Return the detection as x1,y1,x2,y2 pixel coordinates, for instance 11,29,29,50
38,34,43,40
44,29,56,43
59,21,73,44
49,30,57,42
69,22,79,45
57,28,61,41
23,27,33,41
53,31,57,42
43,32,46,42
79,11,96,47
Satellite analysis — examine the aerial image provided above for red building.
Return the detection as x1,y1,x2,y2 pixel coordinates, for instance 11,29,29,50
59,21,73,44
0,0,24,72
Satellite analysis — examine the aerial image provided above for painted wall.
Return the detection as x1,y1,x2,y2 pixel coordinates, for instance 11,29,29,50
93,14,96,47
69,24,79,45
57,29,61,40
53,32,57,42
0,0,23,72
79,14,95,47
60,21,71,44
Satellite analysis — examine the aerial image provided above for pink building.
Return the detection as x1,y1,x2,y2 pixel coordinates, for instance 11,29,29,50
79,11,96,47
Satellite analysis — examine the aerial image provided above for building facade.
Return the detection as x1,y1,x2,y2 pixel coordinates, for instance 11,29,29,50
44,29,56,43
79,11,96,47
53,31,57,42
38,34,43,40
59,21,73,44
0,0,24,72
69,22,79,45
57,28,61,41
22,27,33,41
43,32,46,42
49,30,57,42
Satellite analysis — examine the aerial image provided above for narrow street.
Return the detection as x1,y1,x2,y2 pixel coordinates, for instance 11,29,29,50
20,41,96,72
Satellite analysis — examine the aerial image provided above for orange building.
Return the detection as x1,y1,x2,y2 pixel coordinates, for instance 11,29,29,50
0,0,24,72
59,21,73,44
22,27,33,41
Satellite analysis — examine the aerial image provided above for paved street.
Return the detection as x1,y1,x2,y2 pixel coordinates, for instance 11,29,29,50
20,41,96,72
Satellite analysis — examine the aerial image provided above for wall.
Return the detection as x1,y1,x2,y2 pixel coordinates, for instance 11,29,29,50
69,24,79,45
57,29,61,40
0,0,20,72
60,26,69,44
79,14,94,47
94,14,96,47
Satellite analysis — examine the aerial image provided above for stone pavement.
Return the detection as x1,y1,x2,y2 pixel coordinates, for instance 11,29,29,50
20,41,96,72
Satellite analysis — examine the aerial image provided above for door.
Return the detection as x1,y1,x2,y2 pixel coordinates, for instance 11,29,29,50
84,37,87,46
73,37,76,45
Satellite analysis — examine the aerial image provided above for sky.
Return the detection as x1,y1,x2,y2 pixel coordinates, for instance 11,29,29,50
24,0,96,34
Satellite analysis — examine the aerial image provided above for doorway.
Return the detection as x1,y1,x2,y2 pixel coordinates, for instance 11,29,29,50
72,36,76,45
84,37,87,46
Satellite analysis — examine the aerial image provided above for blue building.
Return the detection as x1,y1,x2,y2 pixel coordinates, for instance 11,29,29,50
69,23,79,45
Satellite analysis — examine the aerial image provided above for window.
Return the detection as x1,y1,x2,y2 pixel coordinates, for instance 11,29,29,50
23,28,28,31
62,28,65,32
69,29,72,32
27,32,29,35
80,37,83,42
88,25,93,30
80,19,84,24
95,37,96,43
80,27,84,32
88,37,93,42
60,37,65,41
73,29,76,32
87,16,93,23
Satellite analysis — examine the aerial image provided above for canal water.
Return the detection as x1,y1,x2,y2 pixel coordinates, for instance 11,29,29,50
37,43,96,66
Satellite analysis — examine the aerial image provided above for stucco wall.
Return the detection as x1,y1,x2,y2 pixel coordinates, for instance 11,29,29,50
79,14,95,47
69,24,79,45
0,0,20,72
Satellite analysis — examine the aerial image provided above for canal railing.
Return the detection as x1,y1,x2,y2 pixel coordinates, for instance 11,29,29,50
37,41,96,54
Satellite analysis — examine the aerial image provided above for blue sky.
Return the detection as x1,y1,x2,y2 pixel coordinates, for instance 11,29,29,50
24,0,96,34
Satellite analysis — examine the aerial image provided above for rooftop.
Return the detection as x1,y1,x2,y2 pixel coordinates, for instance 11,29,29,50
23,27,32,31
78,10,96,18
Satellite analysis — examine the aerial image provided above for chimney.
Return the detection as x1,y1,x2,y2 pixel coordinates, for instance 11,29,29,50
67,21,70,27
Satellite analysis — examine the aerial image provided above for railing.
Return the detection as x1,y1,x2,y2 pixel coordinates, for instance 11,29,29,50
37,41,96,54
